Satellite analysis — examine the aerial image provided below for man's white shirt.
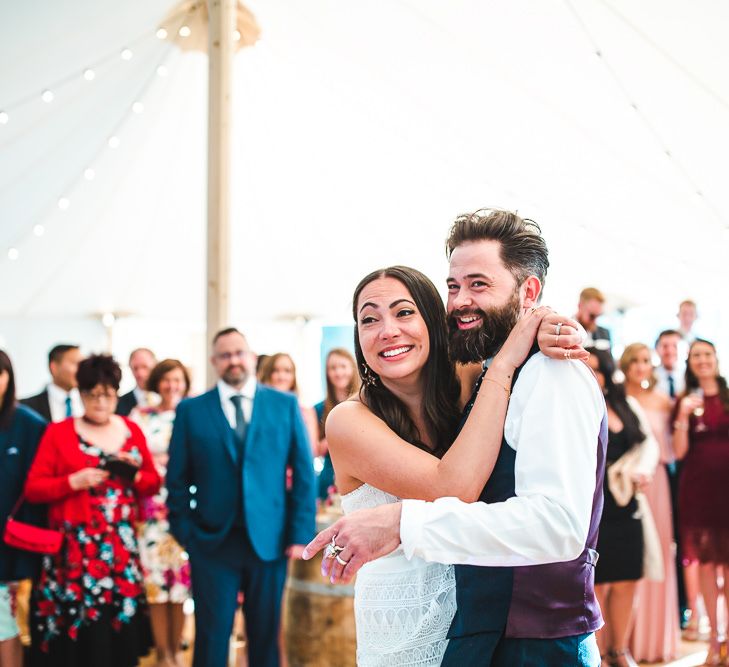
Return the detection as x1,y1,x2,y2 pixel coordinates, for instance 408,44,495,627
217,376,256,428
655,364,685,398
400,353,605,567
47,383,83,422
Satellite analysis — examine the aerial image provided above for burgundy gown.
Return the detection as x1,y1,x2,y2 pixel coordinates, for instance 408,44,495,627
679,394,729,565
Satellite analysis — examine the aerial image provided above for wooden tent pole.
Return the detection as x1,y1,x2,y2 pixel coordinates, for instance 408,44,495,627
206,0,235,384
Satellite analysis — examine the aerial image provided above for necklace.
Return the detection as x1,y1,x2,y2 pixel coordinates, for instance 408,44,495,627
82,415,111,427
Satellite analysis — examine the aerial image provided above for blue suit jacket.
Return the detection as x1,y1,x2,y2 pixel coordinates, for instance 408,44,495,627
0,404,48,580
166,384,316,561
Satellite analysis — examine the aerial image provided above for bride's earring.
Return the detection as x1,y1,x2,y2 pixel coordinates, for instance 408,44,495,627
361,363,378,387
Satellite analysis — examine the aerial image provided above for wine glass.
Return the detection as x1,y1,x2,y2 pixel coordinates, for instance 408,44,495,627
690,388,707,432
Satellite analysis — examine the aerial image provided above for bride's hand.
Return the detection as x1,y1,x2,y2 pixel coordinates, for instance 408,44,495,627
537,312,589,361
491,306,551,373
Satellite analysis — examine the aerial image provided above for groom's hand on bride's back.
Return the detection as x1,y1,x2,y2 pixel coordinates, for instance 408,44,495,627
301,503,402,584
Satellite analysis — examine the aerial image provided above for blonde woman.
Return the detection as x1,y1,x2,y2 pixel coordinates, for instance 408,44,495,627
314,348,361,501
259,353,319,455
621,343,680,664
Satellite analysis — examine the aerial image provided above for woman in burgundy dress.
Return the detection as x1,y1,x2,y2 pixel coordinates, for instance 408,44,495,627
25,355,160,667
673,339,729,665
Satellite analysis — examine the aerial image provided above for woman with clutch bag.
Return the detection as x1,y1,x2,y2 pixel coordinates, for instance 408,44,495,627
0,350,47,667
588,348,659,667
25,354,160,667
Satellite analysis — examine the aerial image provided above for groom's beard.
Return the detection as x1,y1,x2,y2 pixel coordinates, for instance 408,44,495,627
448,289,522,364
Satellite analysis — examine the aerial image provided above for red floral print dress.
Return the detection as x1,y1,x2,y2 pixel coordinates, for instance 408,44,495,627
32,438,151,666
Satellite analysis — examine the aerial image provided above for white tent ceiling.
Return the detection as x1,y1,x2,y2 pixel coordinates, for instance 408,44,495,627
1,0,728,390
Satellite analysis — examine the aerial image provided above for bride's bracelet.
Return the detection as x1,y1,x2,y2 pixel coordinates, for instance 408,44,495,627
483,377,511,399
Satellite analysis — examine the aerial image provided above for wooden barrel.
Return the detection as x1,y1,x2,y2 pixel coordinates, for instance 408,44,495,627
284,513,356,667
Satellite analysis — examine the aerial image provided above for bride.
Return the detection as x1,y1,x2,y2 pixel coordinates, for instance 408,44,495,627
324,265,583,666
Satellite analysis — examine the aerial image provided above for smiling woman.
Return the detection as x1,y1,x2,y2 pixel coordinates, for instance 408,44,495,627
320,263,560,666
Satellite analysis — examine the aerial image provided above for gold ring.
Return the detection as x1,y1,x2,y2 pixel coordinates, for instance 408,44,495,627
564,349,572,360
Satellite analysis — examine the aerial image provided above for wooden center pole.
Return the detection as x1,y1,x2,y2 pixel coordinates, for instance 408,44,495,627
206,0,235,384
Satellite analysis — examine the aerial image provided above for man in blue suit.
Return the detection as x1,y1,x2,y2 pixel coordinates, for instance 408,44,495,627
167,327,316,667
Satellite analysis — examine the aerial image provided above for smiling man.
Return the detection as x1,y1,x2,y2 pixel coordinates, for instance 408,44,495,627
304,209,607,666
167,327,316,667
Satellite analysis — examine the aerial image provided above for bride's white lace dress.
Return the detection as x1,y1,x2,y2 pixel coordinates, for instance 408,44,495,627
341,484,456,666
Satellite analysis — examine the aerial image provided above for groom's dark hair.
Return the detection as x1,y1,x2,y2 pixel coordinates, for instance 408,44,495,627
445,208,549,287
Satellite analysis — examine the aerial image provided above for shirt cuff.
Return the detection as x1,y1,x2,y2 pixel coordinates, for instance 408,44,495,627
400,499,427,561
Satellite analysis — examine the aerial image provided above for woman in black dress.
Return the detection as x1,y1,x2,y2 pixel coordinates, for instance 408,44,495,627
589,349,656,667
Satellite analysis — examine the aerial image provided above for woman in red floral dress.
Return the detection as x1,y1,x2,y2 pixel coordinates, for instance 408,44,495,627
25,355,160,667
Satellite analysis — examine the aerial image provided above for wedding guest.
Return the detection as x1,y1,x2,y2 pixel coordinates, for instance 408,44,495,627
25,354,160,667
166,329,316,667
655,328,693,629
677,300,698,343
313,348,360,501
117,349,157,417
259,353,319,454
0,351,47,667
673,339,729,665
22,345,84,422
590,348,659,667
621,343,680,663
129,359,191,667
655,330,685,399
576,287,611,351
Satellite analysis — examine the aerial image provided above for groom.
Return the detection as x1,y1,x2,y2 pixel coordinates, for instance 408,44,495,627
303,209,607,665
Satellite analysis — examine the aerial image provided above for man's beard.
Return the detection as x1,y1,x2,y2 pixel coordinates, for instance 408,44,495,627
448,289,522,364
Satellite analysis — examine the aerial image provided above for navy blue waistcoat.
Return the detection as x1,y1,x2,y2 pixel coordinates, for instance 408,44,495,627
449,347,607,640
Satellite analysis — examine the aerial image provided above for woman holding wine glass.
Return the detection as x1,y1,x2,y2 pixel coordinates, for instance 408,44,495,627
673,339,729,664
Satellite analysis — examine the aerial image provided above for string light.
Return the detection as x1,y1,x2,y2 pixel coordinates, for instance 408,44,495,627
178,25,191,38
234,30,241,42
2,7,192,257
102,312,116,327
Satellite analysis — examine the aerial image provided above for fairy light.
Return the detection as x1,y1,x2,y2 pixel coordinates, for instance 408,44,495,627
0,111,8,124
132,101,144,114
57,197,70,210
121,48,133,61
84,168,96,180
156,65,168,77
234,30,241,42
156,28,168,40
108,136,120,149
178,25,191,38
33,224,45,237
41,89,54,103
83,68,96,81
7,248,19,261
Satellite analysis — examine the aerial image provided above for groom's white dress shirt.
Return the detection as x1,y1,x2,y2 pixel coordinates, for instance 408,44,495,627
400,353,605,567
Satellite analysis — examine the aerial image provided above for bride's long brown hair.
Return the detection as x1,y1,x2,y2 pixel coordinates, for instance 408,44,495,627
352,266,461,457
